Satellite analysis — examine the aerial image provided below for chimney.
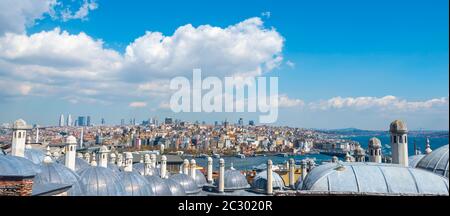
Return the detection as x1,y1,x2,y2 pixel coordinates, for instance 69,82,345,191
289,158,295,189
151,154,157,168
207,157,213,183
117,154,123,167
98,146,109,168
144,154,151,176
65,135,77,171
124,152,133,172
218,158,225,193
190,159,196,180
11,119,28,157
183,159,189,175
160,155,167,179
266,160,273,195
301,160,307,181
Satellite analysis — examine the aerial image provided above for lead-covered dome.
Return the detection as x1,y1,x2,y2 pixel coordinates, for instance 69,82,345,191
120,171,154,196
251,170,285,191
164,178,186,196
145,175,172,196
57,156,90,172
220,170,250,191
194,169,207,188
133,163,160,176
34,160,85,196
0,155,40,176
390,120,407,133
78,166,125,196
170,173,201,194
416,144,449,178
300,162,449,195
24,148,46,164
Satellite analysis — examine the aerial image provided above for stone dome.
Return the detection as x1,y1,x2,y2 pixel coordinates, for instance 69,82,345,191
300,162,449,195
0,155,40,176
164,178,186,196
220,170,250,191
390,120,408,133
78,166,126,196
120,171,154,196
145,175,172,196
416,144,449,178
368,137,382,149
251,170,285,191
170,173,201,194
34,160,85,196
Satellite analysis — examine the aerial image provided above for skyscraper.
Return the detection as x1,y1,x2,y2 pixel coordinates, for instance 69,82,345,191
87,116,91,126
101,118,105,125
59,114,65,127
67,114,72,126
78,116,86,126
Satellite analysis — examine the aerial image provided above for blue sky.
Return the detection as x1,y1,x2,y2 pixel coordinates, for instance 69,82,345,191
0,0,448,129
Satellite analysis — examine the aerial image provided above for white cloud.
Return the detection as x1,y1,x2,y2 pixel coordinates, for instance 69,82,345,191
261,11,271,18
61,0,98,21
309,95,449,112
123,17,284,80
129,101,147,108
279,95,304,108
0,0,57,35
286,60,295,68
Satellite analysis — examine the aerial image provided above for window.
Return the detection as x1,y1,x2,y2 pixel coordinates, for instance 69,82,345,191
393,136,397,143
18,132,21,138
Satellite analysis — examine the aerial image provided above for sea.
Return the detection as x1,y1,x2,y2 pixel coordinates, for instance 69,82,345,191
191,134,449,171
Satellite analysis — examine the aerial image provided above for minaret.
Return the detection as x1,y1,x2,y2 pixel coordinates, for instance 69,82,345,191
144,154,151,176
65,135,77,171
160,155,167,179
266,159,273,195
11,119,28,157
183,159,189,174
390,120,408,166
368,137,382,163
218,158,225,193
124,152,133,172
424,138,432,154
207,157,213,184
35,127,39,143
288,158,295,189
98,146,109,168
190,159,196,180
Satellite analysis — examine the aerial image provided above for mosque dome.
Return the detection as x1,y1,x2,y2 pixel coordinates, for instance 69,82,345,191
219,170,250,191
194,169,207,188
120,171,154,196
145,175,172,196
0,155,40,176
33,159,85,196
57,156,90,172
416,144,449,178
390,120,408,133
170,173,201,194
107,163,121,174
368,137,382,149
300,162,449,195
408,154,426,168
251,170,285,191
164,178,186,196
24,148,46,164
78,166,126,196
133,163,160,176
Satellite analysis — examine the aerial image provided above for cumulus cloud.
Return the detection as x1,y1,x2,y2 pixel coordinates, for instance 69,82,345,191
309,95,449,112
123,17,284,81
129,101,147,108
0,0,57,35
61,0,98,21
278,95,304,108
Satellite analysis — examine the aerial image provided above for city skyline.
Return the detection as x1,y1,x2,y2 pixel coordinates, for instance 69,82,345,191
0,0,448,130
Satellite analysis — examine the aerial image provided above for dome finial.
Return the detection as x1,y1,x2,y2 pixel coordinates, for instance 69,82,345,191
43,146,52,164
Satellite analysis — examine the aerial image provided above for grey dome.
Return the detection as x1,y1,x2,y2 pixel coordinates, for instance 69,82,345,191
300,162,449,195
24,148,46,164
170,173,201,194
219,170,250,191
368,137,381,149
34,162,85,196
133,163,160,176
416,144,449,178
0,155,40,176
408,154,426,168
390,120,407,133
251,170,285,191
145,175,172,196
107,163,121,175
78,166,125,196
164,178,186,196
120,171,154,196
194,169,207,188
57,155,90,172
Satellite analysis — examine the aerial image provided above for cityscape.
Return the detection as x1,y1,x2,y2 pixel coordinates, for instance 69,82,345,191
0,0,448,200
